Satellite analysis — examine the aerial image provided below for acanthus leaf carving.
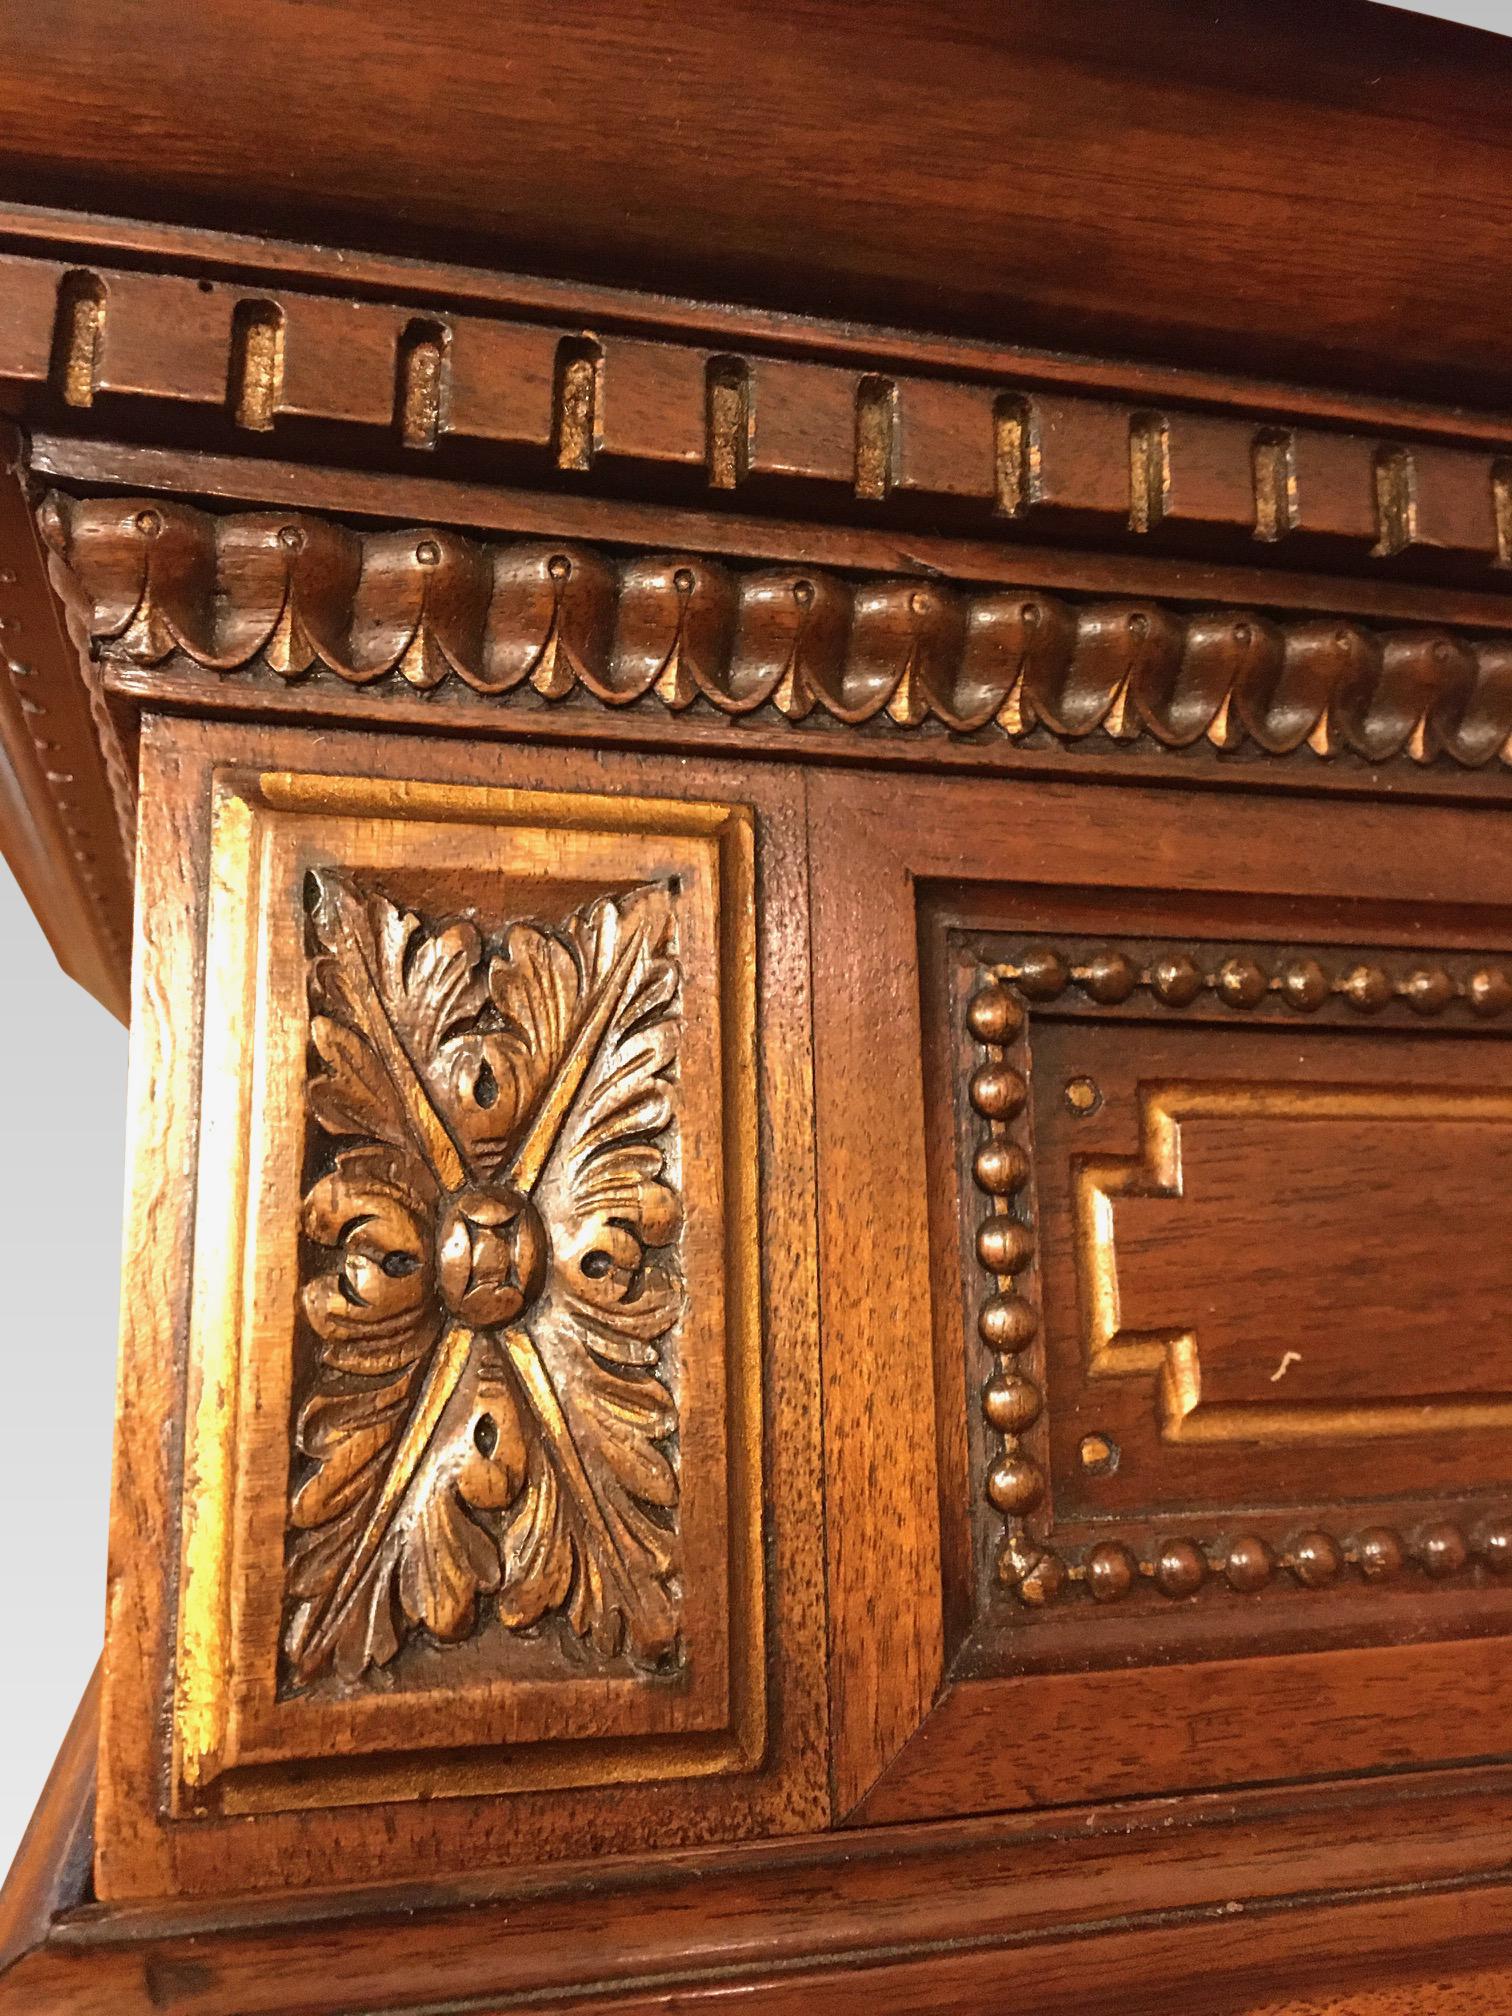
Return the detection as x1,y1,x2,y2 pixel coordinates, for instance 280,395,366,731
285,871,683,1689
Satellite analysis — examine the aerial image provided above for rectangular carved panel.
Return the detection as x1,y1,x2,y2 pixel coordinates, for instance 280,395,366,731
97,719,826,1901
956,924,1512,1629
173,767,762,1816
809,769,1512,1826
287,870,684,1690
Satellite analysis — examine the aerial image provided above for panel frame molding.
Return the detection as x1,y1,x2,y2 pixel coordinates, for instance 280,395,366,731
808,762,1512,1828
172,767,762,1817
95,718,828,1902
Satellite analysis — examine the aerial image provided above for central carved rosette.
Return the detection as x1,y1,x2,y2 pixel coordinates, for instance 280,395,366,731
435,1184,548,1327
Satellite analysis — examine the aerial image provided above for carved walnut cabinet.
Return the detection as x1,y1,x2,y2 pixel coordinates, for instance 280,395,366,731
5,1,1512,2008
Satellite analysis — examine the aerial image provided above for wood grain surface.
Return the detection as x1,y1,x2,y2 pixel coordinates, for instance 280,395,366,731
0,3,1510,401
9,4,1512,2003
13,1734,1512,2013
810,765,1512,1835
94,719,827,1900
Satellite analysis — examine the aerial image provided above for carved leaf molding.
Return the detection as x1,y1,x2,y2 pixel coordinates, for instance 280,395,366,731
45,495,1512,772
285,871,683,1687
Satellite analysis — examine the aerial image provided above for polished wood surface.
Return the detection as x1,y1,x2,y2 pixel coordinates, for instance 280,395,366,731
7,1,1512,2008
13,1701,1512,2014
168,767,763,1819
811,763,1512,1831
0,1671,96,1988
0,438,131,1016
5,238,1510,596
47,497,1512,764
0,3,1509,403
9,194,1512,1024
95,719,826,1902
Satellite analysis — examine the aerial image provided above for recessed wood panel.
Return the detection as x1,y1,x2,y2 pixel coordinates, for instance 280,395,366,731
807,764,1512,1827
1085,1083,1512,1440
174,769,760,1814
955,926,1512,1631
95,719,827,1901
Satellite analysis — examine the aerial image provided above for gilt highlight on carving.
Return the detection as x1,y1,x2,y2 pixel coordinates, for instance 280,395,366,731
46,495,1512,772
285,871,684,1686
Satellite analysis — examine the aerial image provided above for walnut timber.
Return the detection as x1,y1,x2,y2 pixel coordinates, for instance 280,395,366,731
288,872,685,1687
964,940,1512,1617
43,495,1512,772
153,752,770,1843
1,0,1512,404
811,767,1512,1836
0,238,1510,585
10,2,1512,2009
0,443,131,1016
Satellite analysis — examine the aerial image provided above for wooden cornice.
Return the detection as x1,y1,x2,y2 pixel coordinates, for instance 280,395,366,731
7,132,1512,1025
45,494,1512,781
1,231,1511,596
0,446,131,1018
0,3,1511,404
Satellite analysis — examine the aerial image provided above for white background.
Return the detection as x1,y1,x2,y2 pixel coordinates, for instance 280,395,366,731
0,872,125,1867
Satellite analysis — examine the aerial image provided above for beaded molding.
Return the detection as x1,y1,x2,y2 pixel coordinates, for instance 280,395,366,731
963,940,1512,1610
992,942,1512,1022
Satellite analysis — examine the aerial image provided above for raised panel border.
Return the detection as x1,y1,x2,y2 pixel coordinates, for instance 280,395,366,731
172,768,759,1816
809,762,1512,1825
959,943,1512,1617
1077,1081,1512,1446
94,719,827,1902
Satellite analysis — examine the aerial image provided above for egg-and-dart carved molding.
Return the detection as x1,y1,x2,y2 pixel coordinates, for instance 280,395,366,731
4,245,1512,583
963,945,1512,1613
40,493,1512,773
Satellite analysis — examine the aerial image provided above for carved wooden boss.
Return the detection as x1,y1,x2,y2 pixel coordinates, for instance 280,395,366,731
9,3,1512,2009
